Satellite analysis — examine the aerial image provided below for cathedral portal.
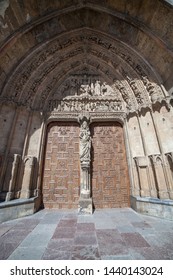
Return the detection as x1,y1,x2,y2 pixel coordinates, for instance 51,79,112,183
0,0,173,221
42,121,130,210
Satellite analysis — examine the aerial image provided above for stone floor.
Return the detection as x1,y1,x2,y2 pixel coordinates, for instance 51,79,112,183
0,207,173,260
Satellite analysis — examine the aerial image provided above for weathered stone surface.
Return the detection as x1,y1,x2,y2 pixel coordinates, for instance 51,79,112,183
78,198,93,215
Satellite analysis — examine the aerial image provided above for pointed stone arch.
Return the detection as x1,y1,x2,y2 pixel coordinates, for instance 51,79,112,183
0,1,173,221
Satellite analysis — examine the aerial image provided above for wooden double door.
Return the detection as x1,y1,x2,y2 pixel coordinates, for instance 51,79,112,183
42,122,130,209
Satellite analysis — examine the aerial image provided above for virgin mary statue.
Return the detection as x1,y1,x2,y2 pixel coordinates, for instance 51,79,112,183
79,120,91,163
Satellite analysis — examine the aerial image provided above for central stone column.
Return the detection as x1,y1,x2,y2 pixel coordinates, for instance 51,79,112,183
78,114,93,214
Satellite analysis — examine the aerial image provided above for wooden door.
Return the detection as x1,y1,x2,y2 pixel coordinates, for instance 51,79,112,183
42,122,80,209
91,122,130,208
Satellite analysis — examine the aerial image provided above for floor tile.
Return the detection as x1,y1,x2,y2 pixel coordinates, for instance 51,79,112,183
74,232,97,246
76,223,95,232
42,250,72,260
71,245,100,260
52,227,76,239
47,238,74,250
0,242,18,260
8,246,46,260
58,219,77,227
121,233,151,248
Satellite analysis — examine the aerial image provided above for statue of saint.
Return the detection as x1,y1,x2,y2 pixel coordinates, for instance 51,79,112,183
79,120,91,163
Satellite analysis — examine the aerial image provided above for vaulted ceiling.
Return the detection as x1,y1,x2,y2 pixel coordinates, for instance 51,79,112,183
0,0,173,111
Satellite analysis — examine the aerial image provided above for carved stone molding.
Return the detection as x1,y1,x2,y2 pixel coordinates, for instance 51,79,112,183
1,29,165,112
165,152,173,162
46,111,126,125
134,156,148,167
149,154,163,166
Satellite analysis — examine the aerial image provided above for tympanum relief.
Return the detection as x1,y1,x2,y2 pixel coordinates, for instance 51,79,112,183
48,77,123,113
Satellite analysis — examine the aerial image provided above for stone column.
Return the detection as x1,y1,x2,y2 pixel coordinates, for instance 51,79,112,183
6,154,21,201
134,156,151,197
164,153,173,199
149,154,169,199
80,161,91,199
20,156,36,199
78,114,93,214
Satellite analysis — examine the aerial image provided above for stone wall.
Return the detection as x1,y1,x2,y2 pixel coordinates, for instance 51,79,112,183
128,106,173,201
0,105,42,201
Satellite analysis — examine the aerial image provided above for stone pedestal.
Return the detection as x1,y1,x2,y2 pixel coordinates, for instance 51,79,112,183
80,162,90,197
78,160,93,214
78,197,93,215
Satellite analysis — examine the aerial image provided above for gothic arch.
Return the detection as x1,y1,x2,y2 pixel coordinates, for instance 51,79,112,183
0,0,173,221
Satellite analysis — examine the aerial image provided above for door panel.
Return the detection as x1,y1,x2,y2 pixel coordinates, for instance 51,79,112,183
91,122,130,208
42,122,80,209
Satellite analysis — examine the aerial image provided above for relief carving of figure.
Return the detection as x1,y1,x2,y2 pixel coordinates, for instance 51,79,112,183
101,82,114,96
79,120,91,163
94,80,101,95
101,82,107,95
79,84,91,95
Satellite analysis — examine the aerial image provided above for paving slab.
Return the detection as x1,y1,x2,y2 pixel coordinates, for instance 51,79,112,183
8,246,46,260
71,245,100,260
42,250,72,260
0,208,172,260
74,232,97,246
121,232,151,248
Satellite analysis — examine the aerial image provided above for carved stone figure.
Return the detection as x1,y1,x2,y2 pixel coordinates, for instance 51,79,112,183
101,82,114,95
79,84,91,95
79,120,91,163
94,80,101,95
101,82,107,95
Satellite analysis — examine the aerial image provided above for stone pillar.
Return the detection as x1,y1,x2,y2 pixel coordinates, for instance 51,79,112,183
165,153,173,199
20,156,36,199
134,156,151,197
132,160,141,196
78,114,93,214
149,154,169,199
148,159,158,198
6,154,21,201
80,161,91,199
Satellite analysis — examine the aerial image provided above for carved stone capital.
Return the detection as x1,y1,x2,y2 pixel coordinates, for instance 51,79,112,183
134,156,148,167
24,156,36,167
78,112,90,124
81,160,90,169
149,154,163,166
